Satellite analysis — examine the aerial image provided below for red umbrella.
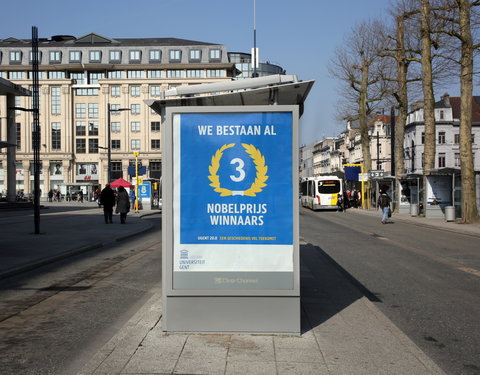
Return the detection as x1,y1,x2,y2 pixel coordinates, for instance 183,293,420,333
110,177,133,188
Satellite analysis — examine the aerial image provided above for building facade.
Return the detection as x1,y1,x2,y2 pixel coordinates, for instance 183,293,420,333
404,94,480,174
0,33,239,196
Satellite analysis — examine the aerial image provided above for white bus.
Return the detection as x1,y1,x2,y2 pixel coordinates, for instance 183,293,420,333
300,176,343,210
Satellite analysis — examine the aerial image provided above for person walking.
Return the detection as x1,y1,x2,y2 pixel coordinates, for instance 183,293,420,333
100,184,115,224
115,186,130,224
377,189,391,224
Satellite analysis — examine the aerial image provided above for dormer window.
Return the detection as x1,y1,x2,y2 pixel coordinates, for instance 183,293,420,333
29,51,42,63
149,49,161,62
69,51,82,63
109,50,122,63
169,49,181,63
9,51,22,64
189,49,201,62
49,51,62,64
89,50,102,63
129,50,142,63
209,49,221,61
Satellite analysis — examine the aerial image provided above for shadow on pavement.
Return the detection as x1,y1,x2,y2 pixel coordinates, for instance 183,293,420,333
300,243,381,334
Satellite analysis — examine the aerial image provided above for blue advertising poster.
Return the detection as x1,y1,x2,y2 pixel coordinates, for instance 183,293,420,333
138,181,151,198
178,112,293,246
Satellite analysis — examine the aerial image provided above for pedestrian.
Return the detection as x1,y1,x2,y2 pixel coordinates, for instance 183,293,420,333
352,189,358,208
48,189,54,202
129,189,136,209
100,184,115,224
78,190,84,203
115,186,130,224
377,189,391,224
337,193,343,212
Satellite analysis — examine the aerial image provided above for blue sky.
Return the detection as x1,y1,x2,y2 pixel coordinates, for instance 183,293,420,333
1,0,467,144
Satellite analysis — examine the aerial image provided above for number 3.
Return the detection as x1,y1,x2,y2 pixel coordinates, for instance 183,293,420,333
230,158,245,182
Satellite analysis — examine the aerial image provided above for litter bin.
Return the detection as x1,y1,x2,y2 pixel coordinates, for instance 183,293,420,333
410,204,418,217
445,206,455,222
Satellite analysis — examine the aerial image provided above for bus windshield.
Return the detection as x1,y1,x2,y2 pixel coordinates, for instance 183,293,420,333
318,180,340,194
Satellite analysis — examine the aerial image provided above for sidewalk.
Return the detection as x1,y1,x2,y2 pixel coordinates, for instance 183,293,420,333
351,206,480,238
0,201,157,279
0,203,458,374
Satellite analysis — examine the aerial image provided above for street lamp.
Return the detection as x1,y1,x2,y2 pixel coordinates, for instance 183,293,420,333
106,104,130,183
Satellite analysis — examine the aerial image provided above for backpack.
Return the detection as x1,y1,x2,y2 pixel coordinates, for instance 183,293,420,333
379,194,388,207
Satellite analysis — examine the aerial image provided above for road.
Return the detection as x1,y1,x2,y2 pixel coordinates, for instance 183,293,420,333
0,213,161,375
300,207,480,375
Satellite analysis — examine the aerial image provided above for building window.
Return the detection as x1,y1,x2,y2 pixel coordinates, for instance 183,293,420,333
89,138,98,153
454,153,461,167
109,50,122,63
147,70,164,78
129,50,142,62
16,123,21,150
9,71,25,80
29,51,42,63
189,49,201,62
76,121,86,136
71,72,85,84
89,121,98,136
75,88,99,96
130,86,141,97
131,104,140,114
169,49,181,62
75,104,86,118
111,122,121,133
51,87,61,115
207,69,225,77
187,69,204,78
131,139,140,150
89,50,102,63
151,139,160,150
149,161,161,179
209,49,221,61
439,110,444,120
454,133,460,144
438,131,446,144
131,121,141,132
150,86,161,96
9,51,22,64
88,103,98,118
111,140,121,150
127,70,144,79
167,70,184,78
111,161,123,180
421,132,425,144
69,51,82,62
438,153,446,168
49,71,66,79
111,86,121,97
108,71,125,79
149,49,161,62
49,51,62,63
52,122,62,150
76,139,86,153
151,121,160,131
110,104,121,112
89,72,105,84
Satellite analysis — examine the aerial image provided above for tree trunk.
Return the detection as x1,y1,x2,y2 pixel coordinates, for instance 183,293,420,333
457,0,478,222
420,0,436,213
394,14,409,212
359,59,372,208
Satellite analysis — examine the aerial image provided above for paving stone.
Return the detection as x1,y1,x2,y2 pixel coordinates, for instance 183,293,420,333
225,360,276,375
277,361,330,375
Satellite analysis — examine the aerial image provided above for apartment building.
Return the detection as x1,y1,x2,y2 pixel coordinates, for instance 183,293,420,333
0,33,238,196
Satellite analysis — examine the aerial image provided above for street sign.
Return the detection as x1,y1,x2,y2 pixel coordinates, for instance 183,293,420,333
358,173,369,181
369,170,385,178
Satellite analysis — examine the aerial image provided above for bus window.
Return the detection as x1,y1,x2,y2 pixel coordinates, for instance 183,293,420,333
318,180,340,194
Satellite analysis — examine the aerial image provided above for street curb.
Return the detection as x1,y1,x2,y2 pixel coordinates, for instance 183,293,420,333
0,220,155,281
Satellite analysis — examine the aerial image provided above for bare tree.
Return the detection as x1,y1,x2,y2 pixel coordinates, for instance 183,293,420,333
434,0,480,222
329,20,390,207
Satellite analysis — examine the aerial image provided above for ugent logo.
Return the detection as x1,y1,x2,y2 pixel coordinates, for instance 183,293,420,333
208,143,268,197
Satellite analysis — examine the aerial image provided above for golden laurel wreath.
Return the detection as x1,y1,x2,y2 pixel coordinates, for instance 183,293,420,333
208,143,269,197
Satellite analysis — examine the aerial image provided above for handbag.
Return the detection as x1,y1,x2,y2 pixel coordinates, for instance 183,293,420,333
388,207,392,217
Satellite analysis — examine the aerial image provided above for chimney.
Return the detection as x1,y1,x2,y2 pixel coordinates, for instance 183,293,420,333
441,93,451,107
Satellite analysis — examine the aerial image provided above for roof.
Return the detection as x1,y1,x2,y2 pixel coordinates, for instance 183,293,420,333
368,115,391,127
0,33,220,47
449,96,480,123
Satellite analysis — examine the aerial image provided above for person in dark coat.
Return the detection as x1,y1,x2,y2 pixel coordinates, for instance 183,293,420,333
100,184,116,224
115,186,130,224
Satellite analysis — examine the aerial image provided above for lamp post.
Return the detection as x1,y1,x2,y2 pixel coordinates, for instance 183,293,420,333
106,104,130,184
